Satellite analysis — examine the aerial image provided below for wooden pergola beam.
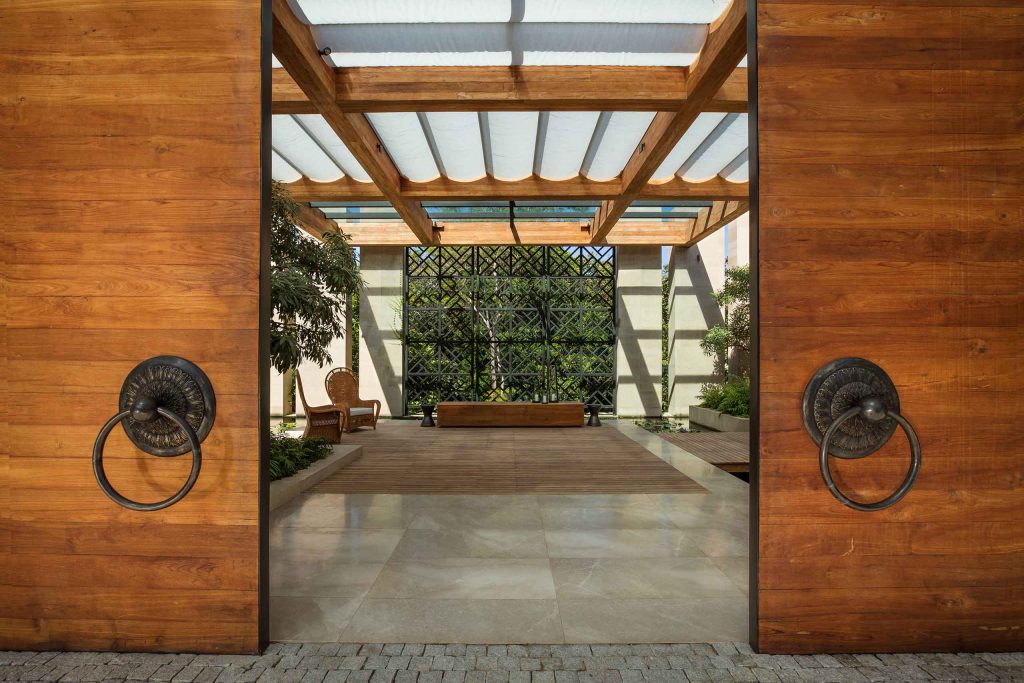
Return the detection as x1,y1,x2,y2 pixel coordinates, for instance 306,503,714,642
683,201,749,246
590,0,748,243
283,177,749,202
271,0,433,244
312,220,698,246
273,67,748,114
292,203,338,240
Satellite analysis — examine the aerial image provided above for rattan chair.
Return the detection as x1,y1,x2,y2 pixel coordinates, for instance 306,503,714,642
325,368,380,432
297,372,345,443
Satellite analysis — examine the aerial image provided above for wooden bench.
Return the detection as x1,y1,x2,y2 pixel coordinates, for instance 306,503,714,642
436,401,584,428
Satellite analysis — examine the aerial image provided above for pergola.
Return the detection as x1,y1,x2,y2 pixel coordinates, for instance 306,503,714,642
270,0,749,246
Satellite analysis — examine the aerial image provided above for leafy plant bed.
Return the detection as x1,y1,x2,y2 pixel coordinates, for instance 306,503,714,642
635,418,690,434
269,432,332,481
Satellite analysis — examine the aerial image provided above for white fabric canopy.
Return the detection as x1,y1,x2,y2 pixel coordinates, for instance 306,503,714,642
273,110,749,187
271,0,748,190
286,0,728,67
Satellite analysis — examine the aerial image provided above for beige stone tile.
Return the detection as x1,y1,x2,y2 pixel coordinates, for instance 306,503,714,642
683,527,752,558
550,558,742,599
273,499,420,529
558,597,748,643
390,529,548,560
270,596,362,642
536,494,659,509
269,528,404,562
710,555,750,594
544,529,704,559
369,558,556,599
540,506,677,530
342,599,564,643
270,559,385,598
408,505,544,530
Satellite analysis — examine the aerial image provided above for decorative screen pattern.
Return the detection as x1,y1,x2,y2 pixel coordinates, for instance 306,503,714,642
404,246,616,414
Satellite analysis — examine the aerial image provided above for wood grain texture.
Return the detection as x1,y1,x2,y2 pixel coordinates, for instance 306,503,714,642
281,176,749,203
756,0,1024,653
308,421,704,495
0,0,262,652
437,402,584,428
272,65,749,113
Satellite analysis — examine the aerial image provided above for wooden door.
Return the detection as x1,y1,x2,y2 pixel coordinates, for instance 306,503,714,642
1,1,267,652
754,0,1023,652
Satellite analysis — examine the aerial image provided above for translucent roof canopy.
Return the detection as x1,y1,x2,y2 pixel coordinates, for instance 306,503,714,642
272,111,749,185
272,0,749,221
287,0,732,67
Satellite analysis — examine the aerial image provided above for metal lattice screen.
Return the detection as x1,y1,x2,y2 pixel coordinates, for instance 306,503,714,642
404,245,616,414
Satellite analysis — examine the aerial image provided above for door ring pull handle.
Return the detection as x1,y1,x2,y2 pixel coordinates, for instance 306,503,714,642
819,397,922,512
92,399,203,512
91,356,215,512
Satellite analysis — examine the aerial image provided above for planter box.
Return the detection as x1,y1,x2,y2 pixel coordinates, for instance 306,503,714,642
688,405,750,432
270,444,363,512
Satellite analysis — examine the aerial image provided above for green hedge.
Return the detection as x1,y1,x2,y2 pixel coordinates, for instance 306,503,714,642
269,433,332,481
698,377,750,418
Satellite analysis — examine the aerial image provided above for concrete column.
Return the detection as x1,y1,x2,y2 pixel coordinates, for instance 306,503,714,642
667,234,727,417
358,246,405,417
614,246,663,417
725,212,750,268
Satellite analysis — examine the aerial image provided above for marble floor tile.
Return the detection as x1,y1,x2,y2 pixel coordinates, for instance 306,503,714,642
550,558,742,599
682,527,752,558
540,506,677,530
544,529,704,558
368,558,556,599
274,500,421,529
710,555,750,594
342,599,565,643
269,528,404,562
558,597,748,643
408,505,544,530
536,494,660,509
390,529,548,560
270,596,362,642
270,559,385,597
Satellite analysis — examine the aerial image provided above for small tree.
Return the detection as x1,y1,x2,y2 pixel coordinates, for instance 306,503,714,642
270,181,360,375
699,265,750,379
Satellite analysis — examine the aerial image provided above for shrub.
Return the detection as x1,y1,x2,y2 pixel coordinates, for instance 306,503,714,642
269,433,332,481
698,377,750,418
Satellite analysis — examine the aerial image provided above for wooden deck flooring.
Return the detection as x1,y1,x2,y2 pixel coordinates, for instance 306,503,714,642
310,421,704,495
658,431,750,473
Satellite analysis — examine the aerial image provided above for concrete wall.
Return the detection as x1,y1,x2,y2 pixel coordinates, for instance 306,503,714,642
614,246,663,417
358,247,405,416
666,233,727,416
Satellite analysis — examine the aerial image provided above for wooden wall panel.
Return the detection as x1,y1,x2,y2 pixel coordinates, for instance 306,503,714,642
756,0,1024,652
0,0,264,652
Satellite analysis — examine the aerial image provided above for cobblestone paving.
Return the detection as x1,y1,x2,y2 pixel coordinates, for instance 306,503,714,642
2,644,1023,683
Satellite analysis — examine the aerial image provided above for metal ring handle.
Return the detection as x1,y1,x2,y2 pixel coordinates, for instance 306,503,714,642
819,401,921,512
92,406,202,512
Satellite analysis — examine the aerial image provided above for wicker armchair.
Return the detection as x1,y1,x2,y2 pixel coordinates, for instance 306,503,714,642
297,372,345,443
325,368,380,432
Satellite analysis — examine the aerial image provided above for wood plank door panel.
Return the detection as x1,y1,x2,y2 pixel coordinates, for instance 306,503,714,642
754,0,1024,653
0,0,266,652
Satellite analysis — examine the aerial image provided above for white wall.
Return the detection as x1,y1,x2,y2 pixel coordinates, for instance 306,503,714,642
614,246,663,417
358,246,405,416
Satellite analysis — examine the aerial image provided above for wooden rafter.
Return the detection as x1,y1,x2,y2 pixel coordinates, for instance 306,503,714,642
273,67,747,114
271,0,432,243
283,177,749,203
291,203,338,240
303,220,698,247
683,201,749,246
590,0,748,243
